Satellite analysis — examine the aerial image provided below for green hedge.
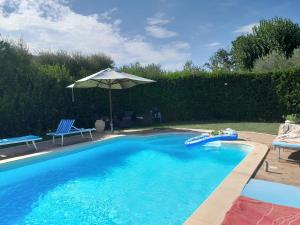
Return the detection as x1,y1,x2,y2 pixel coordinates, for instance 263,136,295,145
1,40,300,137
114,72,286,122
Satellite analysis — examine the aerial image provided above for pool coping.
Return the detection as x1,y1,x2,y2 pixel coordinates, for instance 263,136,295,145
184,140,269,225
0,134,124,165
0,130,269,225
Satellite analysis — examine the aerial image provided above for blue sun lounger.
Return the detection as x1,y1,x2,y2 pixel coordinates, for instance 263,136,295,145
272,141,300,163
242,179,300,209
0,135,42,151
46,119,96,146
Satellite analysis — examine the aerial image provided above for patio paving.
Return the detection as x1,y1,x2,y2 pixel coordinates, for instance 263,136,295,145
231,131,300,188
0,132,112,161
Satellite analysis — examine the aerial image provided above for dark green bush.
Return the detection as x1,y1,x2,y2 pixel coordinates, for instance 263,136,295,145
114,71,285,123
1,39,300,137
284,114,300,123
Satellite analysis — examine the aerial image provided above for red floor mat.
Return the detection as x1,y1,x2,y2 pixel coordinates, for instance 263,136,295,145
221,196,300,225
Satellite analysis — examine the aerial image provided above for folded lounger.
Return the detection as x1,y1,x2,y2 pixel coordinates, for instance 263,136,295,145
0,135,42,151
221,179,300,224
272,141,300,163
46,119,96,146
242,179,300,209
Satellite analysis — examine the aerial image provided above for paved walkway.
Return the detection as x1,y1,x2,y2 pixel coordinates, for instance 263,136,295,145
0,132,112,161
1,129,299,187
237,131,300,187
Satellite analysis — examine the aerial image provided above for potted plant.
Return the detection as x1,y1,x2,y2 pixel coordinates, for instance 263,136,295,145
284,114,300,124
95,117,106,133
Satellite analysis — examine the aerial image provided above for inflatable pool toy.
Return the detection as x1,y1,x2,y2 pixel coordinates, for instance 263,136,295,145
185,128,238,146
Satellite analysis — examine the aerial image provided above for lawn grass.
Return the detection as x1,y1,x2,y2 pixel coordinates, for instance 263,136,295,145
147,121,280,135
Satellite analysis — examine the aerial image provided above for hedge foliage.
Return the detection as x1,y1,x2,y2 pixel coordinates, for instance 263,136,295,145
1,40,300,137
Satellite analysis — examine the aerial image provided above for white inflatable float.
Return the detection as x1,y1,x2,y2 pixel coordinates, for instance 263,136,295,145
185,128,238,146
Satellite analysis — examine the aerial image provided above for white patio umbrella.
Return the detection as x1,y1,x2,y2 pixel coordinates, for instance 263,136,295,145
67,68,155,132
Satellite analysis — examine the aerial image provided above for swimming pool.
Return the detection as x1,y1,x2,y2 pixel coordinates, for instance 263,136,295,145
0,133,250,225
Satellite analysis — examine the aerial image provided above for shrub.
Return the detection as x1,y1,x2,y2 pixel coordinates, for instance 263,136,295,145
289,48,300,68
253,48,300,72
1,39,300,136
284,114,300,123
253,51,290,72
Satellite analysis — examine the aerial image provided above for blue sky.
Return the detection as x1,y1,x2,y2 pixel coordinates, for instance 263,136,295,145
0,0,299,70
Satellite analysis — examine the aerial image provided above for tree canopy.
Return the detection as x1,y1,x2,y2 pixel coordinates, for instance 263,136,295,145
253,47,300,72
35,51,114,79
204,48,233,72
231,17,300,71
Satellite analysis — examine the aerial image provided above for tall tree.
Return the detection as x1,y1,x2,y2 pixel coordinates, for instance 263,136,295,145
289,48,300,68
204,48,233,72
253,47,300,72
232,17,300,70
35,51,114,78
253,17,300,57
253,51,290,72
183,60,204,73
120,62,164,78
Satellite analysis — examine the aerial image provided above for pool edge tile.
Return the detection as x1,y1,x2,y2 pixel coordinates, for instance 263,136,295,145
184,141,269,225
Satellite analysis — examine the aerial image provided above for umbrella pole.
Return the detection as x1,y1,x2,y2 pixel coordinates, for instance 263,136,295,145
109,88,113,132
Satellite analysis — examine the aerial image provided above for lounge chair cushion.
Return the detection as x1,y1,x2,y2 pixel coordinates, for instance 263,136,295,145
272,141,300,149
242,179,300,209
0,135,42,146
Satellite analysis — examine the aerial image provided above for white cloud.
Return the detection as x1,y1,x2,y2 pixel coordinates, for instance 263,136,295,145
170,41,190,50
145,14,177,38
147,17,170,26
206,42,221,48
234,22,259,33
145,25,177,39
0,0,190,70
100,7,117,21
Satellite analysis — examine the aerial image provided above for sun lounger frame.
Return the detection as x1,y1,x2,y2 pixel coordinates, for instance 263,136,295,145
0,135,42,151
272,142,300,164
46,119,96,146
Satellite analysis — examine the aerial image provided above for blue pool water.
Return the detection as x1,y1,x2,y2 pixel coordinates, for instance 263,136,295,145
0,133,250,225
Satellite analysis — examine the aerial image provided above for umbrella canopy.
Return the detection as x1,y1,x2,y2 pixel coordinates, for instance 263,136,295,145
67,68,155,132
67,68,154,89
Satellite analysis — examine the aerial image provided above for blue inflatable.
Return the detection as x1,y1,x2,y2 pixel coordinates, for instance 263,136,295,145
185,128,238,146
